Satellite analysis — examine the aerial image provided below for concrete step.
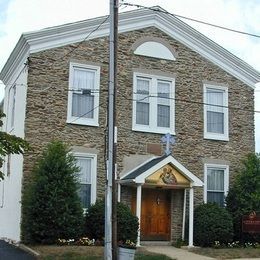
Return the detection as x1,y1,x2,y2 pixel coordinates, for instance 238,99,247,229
140,241,171,246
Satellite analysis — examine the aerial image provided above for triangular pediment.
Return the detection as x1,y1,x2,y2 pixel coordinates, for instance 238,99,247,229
145,163,190,188
121,155,203,187
1,7,259,87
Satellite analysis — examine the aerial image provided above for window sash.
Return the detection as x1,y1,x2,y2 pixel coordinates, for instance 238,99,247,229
157,81,170,127
71,68,96,119
207,191,224,207
205,166,227,207
75,157,92,208
10,85,16,128
78,184,91,209
204,85,228,140
67,63,100,126
207,168,224,191
136,77,150,125
134,74,173,132
72,93,94,118
207,111,224,134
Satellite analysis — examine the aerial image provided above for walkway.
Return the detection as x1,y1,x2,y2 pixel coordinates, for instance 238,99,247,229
0,240,36,260
144,245,260,260
144,245,215,260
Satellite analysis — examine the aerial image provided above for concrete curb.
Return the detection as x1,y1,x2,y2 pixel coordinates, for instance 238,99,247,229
19,244,40,257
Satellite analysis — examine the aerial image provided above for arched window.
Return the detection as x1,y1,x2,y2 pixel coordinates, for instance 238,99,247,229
133,38,176,61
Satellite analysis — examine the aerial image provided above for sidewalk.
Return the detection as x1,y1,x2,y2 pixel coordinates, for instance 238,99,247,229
144,245,260,260
144,245,215,260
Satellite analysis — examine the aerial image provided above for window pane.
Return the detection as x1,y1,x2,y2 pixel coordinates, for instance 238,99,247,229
206,89,224,113
72,94,94,118
75,157,92,208
207,191,224,207
137,78,149,102
78,184,91,208
157,105,170,127
136,102,149,125
73,68,95,90
157,81,170,128
207,111,224,134
72,67,95,118
207,168,224,191
206,88,226,134
136,77,150,125
157,81,170,106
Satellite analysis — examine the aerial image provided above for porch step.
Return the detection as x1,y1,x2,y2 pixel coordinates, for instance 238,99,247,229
141,241,171,246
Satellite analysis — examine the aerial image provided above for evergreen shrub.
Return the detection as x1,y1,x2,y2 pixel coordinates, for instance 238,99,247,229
194,203,233,247
226,153,260,242
22,141,84,244
85,200,139,242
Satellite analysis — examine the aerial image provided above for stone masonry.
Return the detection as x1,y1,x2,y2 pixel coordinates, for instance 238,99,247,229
22,26,255,241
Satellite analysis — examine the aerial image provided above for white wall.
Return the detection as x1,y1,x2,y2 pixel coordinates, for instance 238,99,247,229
0,66,28,242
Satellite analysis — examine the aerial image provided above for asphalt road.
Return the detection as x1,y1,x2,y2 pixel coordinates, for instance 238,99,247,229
0,240,36,260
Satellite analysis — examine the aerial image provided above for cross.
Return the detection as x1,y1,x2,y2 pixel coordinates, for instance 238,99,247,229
161,133,175,155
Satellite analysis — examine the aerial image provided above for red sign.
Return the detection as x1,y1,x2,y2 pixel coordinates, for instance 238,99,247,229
242,211,260,233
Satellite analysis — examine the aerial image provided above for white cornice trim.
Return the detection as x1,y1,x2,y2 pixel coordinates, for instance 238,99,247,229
1,7,260,87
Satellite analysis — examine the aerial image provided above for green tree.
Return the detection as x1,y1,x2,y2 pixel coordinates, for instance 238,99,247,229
0,110,29,179
226,153,260,240
22,141,84,244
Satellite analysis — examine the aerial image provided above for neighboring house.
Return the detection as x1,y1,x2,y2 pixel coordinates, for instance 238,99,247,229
0,7,259,246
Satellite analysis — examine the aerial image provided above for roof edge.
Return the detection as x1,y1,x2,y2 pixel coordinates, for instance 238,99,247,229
1,7,259,87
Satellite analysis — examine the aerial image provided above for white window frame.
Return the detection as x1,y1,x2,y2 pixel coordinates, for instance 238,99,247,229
203,84,229,141
74,152,97,208
132,72,175,134
67,62,100,126
0,179,4,208
7,84,16,131
204,163,229,206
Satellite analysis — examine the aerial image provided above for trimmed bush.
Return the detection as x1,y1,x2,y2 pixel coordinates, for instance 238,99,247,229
226,153,260,241
22,141,84,244
85,200,139,242
194,203,233,247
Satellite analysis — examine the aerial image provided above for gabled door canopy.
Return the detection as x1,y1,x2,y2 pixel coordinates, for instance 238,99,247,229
121,154,203,187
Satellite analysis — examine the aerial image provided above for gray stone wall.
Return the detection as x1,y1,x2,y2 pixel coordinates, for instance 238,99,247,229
171,189,184,242
22,26,254,235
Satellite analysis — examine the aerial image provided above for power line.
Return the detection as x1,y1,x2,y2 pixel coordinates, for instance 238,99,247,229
1,15,110,89
52,15,110,65
67,101,106,124
118,91,260,114
121,2,260,38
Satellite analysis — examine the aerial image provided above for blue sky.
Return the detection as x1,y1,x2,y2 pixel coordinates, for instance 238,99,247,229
0,0,259,151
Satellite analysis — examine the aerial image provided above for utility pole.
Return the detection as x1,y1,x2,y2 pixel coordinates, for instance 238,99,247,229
105,0,118,259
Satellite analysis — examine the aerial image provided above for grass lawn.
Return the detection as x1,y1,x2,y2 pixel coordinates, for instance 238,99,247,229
190,247,260,259
31,245,173,259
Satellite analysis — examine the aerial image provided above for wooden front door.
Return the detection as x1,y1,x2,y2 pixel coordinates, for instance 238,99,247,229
141,189,171,240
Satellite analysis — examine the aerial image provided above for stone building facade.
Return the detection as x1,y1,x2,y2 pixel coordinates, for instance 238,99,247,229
0,7,259,244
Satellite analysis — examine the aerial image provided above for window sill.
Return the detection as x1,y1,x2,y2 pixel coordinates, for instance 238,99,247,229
66,118,99,127
204,135,229,142
132,126,175,135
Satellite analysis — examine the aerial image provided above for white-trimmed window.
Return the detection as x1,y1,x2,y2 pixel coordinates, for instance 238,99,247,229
8,84,16,130
74,153,97,209
67,63,100,126
204,164,229,207
203,84,228,141
133,73,175,134
0,180,4,207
